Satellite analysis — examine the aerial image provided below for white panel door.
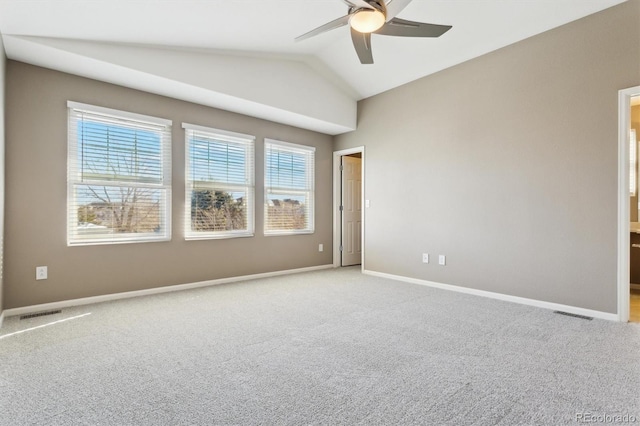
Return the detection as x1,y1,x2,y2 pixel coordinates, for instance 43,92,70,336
341,155,362,266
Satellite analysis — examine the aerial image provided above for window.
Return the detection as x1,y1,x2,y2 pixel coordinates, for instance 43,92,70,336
264,139,315,235
184,123,255,239
67,102,172,245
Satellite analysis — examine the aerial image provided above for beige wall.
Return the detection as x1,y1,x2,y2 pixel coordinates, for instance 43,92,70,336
4,62,333,309
336,0,640,313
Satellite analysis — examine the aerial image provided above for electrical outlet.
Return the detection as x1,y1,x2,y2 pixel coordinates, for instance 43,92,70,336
422,253,429,263
319,243,324,252
36,266,48,280
438,255,446,266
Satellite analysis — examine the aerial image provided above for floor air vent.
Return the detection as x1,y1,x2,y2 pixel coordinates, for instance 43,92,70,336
553,311,592,320
20,310,62,320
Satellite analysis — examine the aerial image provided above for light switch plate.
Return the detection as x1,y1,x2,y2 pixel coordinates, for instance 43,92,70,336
36,266,48,280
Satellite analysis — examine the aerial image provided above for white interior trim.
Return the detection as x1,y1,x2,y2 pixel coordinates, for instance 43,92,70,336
618,86,640,323
264,138,316,153
333,146,365,269
181,122,256,142
2,264,333,319
365,269,619,322
67,100,172,126
0,311,5,329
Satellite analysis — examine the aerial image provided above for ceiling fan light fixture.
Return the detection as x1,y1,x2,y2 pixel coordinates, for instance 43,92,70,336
349,9,385,34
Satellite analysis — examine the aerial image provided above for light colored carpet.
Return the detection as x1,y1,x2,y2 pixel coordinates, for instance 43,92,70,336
1,267,639,425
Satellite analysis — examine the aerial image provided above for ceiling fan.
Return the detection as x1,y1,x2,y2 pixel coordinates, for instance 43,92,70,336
295,0,452,64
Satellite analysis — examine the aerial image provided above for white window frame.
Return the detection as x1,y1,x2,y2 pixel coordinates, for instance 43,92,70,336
183,123,255,240
631,129,637,196
264,138,315,236
67,101,172,246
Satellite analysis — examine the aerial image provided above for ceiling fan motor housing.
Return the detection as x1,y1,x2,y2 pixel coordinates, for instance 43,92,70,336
349,0,387,16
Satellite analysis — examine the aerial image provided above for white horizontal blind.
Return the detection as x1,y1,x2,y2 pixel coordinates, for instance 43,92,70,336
264,139,315,235
184,124,255,239
67,102,172,245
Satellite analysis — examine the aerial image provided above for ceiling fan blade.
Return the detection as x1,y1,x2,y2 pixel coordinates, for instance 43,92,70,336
350,27,374,64
384,0,412,20
376,17,452,37
295,14,351,42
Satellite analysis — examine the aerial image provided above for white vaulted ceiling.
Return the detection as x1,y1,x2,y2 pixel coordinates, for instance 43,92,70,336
0,0,628,135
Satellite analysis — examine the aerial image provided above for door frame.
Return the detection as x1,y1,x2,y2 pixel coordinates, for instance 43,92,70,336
617,86,639,322
333,146,365,269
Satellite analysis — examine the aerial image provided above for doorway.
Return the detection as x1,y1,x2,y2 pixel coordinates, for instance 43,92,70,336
618,86,640,322
341,153,362,266
629,93,640,322
333,147,365,268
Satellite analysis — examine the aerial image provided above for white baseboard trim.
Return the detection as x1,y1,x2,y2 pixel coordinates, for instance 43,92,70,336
3,264,333,319
364,269,620,322
0,311,4,329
